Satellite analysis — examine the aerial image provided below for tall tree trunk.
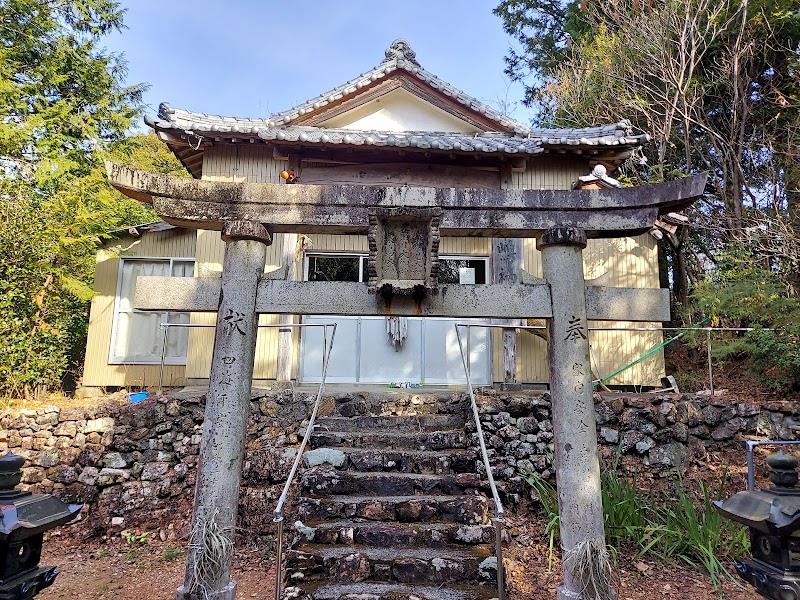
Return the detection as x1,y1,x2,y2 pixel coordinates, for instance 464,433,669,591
673,226,690,309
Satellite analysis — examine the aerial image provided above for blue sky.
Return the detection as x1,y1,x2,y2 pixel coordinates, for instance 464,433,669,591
103,0,530,127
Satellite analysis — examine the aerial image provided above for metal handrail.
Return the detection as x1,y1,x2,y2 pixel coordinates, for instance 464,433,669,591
272,323,337,600
454,323,508,600
746,440,800,491
155,322,779,395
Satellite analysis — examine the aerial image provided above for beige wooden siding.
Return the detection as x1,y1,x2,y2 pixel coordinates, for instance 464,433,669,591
193,147,664,386
307,234,369,253
82,228,196,388
510,157,590,190
188,147,289,381
441,238,492,255
517,233,664,385
494,158,589,383
585,235,664,386
516,235,664,386
505,157,664,386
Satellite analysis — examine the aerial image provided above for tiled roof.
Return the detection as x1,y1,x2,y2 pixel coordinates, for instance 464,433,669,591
267,39,531,135
106,220,179,239
146,40,650,177
150,103,648,155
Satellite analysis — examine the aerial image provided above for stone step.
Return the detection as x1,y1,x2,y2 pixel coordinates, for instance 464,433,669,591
301,468,485,497
310,429,469,451
315,414,466,433
305,447,478,475
328,391,468,419
292,580,498,600
287,544,495,586
302,520,494,547
299,494,490,525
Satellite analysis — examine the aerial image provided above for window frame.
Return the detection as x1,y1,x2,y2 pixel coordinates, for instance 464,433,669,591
302,252,491,285
303,251,369,283
108,256,195,365
438,255,490,285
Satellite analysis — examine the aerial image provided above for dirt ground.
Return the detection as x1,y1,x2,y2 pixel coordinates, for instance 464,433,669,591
39,536,279,599
504,542,761,600
37,522,762,600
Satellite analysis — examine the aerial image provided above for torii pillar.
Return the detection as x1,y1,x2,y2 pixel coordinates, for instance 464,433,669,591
177,221,271,600
540,227,606,599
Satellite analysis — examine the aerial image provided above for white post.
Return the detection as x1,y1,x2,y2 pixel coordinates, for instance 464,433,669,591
538,227,608,600
177,221,271,600
276,233,298,384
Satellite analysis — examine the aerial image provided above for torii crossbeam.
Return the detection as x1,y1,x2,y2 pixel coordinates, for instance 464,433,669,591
106,162,705,600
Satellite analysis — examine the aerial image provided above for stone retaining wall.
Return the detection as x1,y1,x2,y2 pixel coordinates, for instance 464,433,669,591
3,390,796,537
2,390,312,539
475,390,799,501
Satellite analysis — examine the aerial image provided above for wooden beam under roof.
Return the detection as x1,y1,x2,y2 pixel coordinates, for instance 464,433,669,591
270,144,567,170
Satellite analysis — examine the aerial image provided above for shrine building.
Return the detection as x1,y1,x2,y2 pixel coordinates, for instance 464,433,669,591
81,40,667,391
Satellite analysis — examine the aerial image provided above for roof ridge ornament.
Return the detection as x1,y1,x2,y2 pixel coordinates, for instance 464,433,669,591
385,39,420,66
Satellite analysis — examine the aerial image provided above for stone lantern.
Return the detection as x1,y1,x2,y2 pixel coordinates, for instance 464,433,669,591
0,451,82,599
715,451,800,599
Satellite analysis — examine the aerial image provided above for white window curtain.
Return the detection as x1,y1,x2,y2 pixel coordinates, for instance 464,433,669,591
111,259,194,364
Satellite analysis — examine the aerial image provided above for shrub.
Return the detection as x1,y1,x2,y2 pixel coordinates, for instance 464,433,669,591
525,464,749,585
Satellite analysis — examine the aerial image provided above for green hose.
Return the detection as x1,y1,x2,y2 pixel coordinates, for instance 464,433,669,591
595,317,709,387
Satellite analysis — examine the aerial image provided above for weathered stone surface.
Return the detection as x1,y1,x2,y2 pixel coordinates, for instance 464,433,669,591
334,553,371,583
304,448,347,468
620,431,645,454
599,427,619,444
102,452,128,469
358,500,395,521
77,466,99,486
0,384,773,599
97,468,129,486
647,444,686,469
53,421,77,437
392,557,431,584
21,467,44,483
84,417,115,434
478,556,498,581
396,499,438,523
594,403,616,425
516,417,539,434
35,448,59,467
53,464,78,484
294,521,316,542
260,400,279,417
454,525,486,544
635,437,656,454
141,462,170,481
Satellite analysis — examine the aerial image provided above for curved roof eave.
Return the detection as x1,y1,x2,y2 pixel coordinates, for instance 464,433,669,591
146,108,649,179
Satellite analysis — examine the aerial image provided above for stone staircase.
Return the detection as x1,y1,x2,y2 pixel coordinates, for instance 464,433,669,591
284,392,500,600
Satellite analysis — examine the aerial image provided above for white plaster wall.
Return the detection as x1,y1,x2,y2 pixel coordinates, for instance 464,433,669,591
320,89,481,133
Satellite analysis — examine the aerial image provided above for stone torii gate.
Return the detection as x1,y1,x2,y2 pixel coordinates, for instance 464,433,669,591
106,162,705,600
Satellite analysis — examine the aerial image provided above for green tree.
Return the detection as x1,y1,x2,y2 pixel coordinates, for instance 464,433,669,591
0,1,179,397
496,0,800,388
496,0,799,281
494,0,589,107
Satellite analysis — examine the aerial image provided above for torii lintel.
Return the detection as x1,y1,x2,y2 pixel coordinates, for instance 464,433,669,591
105,162,706,239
